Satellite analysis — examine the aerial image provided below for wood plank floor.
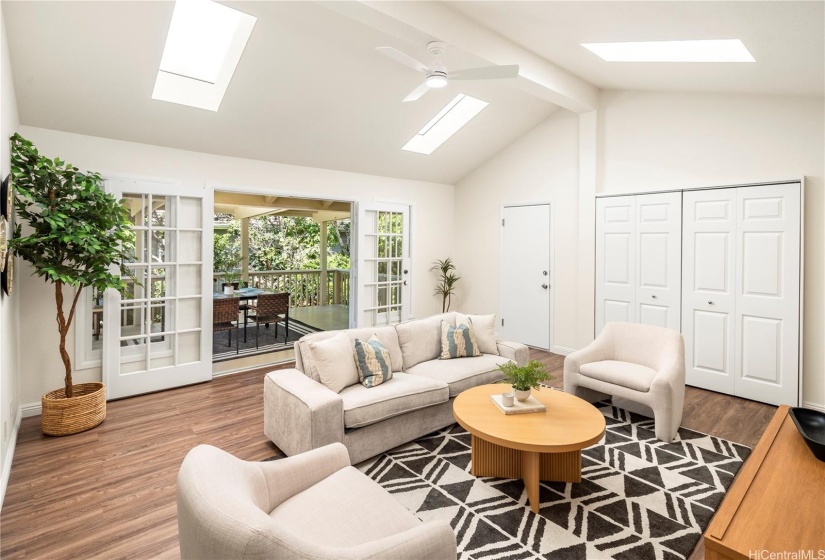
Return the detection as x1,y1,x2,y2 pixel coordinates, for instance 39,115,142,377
1,349,776,559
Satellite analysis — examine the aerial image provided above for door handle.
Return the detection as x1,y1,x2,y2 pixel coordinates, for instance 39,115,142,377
651,295,657,299
541,284,549,289
708,301,714,305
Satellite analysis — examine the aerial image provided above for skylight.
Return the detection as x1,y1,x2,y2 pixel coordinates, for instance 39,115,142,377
581,40,755,63
402,94,488,155
152,0,257,111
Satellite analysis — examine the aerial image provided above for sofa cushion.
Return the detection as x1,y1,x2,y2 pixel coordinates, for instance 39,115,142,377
339,372,449,429
456,313,498,355
579,360,658,393
309,332,360,393
395,312,457,370
354,335,393,388
406,354,510,398
269,466,419,547
440,319,481,359
297,326,403,381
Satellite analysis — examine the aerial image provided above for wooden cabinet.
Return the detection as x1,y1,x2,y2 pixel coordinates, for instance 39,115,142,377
704,406,825,558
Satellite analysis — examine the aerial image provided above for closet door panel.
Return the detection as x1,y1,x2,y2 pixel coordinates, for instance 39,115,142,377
596,196,635,334
682,189,737,394
635,192,682,330
734,183,800,406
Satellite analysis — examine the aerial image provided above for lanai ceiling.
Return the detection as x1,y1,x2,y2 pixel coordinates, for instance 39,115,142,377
3,1,823,185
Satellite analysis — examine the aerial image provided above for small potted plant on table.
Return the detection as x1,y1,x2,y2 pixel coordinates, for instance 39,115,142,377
8,133,135,436
498,360,554,401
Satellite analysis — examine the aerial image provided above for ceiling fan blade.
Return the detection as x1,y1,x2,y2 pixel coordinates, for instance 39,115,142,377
449,64,520,81
402,81,430,103
376,46,429,74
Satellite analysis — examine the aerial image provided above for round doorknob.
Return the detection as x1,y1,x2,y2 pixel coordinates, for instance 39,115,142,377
708,301,714,305
541,284,548,289
651,295,657,299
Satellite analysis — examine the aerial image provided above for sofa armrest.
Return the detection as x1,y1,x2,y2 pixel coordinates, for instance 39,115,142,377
264,369,344,459
496,340,529,366
257,443,350,511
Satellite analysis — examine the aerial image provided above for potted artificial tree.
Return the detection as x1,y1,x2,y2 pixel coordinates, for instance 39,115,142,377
8,133,135,436
498,360,554,401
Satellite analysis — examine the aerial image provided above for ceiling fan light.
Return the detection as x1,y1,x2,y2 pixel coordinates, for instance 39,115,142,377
426,74,448,88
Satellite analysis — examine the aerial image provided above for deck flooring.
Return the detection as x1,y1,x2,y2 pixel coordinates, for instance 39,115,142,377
0,349,776,559
288,304,349,331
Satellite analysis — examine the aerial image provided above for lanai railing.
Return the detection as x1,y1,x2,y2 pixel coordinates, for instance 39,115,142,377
214,269,350,308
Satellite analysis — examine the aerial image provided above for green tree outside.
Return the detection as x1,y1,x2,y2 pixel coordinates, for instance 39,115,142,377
214,215,350,272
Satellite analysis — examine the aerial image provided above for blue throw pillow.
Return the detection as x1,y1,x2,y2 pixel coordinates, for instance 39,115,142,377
440,319,481,360
354,334,394,388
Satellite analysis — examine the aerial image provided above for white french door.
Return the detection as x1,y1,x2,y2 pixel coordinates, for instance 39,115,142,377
355,202,411,327
500,204,552,349
104,179,213,399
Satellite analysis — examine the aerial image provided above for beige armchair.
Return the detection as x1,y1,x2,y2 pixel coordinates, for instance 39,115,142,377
177,443,456,560
564,322,685,442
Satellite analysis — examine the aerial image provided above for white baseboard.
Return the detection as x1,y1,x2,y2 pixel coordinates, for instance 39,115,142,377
20,402,41,419
551,346,576,356
801,400,825,413
0,408,22,511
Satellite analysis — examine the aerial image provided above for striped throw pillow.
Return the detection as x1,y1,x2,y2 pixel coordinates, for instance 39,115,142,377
440,319,481,360
354,334,394,388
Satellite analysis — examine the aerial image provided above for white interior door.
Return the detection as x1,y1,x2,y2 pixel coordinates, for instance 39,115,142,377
682,188,737,394
500,204,552,349
635,192,682,330
104,180,213,399
734,183,801,406
355,202,411,327
595,196,635,334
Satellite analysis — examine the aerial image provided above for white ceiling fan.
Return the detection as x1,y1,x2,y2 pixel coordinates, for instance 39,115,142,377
376,41,520,102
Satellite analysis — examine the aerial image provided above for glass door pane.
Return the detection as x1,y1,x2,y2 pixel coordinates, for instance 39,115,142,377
104,180,211,399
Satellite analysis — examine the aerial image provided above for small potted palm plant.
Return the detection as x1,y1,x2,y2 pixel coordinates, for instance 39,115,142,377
498,360,554,401
8,133,135,436
431,257,460,313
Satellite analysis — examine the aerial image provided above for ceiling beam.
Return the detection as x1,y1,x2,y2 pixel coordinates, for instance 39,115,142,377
214,192,350,212
321,1,598,113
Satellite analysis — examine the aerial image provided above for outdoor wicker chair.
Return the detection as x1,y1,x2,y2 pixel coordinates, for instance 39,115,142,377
248,292,290,348
213,297,240,354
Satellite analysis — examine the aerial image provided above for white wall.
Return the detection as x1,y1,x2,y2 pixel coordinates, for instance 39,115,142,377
15,125,454,408
453,109,580,353
596,90,825,409
0,5,21,506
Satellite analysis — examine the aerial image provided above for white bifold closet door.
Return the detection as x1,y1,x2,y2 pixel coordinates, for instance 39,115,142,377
595,196,635,330
682,189,737,395
595,192,681,334
734,184,801,405
683,183,801,406
635,193,682,330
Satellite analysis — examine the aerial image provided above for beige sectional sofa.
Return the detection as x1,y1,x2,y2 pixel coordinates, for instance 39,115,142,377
264,312,529,464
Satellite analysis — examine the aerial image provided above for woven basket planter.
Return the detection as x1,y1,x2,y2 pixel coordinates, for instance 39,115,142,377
41,382,106,436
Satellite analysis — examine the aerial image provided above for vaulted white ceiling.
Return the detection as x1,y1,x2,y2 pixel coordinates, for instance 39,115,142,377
448,1,824,97
3,1,823,185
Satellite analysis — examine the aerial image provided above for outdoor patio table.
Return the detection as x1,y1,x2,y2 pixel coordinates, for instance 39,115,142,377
213,288,273,342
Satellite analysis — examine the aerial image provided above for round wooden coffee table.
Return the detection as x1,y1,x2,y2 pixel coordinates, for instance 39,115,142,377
453,384,606,513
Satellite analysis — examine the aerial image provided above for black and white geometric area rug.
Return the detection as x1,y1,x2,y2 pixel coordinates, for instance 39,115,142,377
358,403,751,560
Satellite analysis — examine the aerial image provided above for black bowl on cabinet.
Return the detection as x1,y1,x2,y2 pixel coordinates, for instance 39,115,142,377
789,407,825,462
